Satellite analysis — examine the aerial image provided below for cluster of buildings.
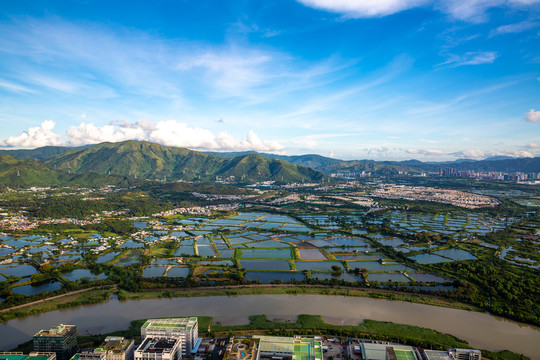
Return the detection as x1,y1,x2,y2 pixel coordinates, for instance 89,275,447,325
2,319,482,360
8,318,199,360
372,185,500,209
438,167,540,182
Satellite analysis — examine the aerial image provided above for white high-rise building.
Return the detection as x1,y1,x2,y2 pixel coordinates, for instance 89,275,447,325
138,318,198,357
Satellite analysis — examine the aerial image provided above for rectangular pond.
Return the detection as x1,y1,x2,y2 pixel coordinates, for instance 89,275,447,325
240,249,292,259
294,261,344,271
244,271,306,283
434,249,477,261
165,267,190,278
298,249,327,260
368,272,410,283
12,281,62,295
311,272,363,283
142,266,167,278
173,246,195,256
240,260,291,271
409,253,454,264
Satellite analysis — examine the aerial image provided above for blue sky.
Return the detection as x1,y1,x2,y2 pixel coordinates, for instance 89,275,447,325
0,0,539,161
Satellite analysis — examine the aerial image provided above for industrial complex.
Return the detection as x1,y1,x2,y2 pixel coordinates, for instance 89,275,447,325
2,318,483,360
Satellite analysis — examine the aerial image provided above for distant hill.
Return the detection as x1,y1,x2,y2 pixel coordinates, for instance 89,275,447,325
205,151,341,169
2,142,537,180
446,157,540,173
0,146,80,161
45,141,326,183
317,159,421,175
0,154,138,187
0,154,63,185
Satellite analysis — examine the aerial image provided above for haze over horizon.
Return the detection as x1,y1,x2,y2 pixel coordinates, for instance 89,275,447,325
1,0,539,161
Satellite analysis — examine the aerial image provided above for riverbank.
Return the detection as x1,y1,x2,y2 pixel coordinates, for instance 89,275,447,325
0,284,477,321
1,294,538,358
10,314,530,360
118,284,479,310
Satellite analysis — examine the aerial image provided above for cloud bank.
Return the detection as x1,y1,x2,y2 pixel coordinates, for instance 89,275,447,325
1,120,284,153
298,0,540,21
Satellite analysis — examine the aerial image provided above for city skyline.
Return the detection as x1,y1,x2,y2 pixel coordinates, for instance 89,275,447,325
0,0,539,161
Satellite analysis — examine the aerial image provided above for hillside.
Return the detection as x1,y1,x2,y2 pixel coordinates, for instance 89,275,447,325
205,151,341,169
317,159,420,175
0,155,63,186
0,154,138,187
0,146,76,161
44,141,326,183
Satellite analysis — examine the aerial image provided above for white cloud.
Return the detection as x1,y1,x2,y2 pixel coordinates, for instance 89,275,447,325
298,0,540,21
453,149,485,158
1,120,284,153
437,51,497,68
525,109,540,122
0,120,62,148
489,150,534,158
0,79,35,93
527,142,540,148
490,21,538,36
405,148,445,156
296,0,429,18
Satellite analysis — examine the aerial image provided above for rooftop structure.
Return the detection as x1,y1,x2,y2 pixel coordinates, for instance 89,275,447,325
448,349,481,360
134,337,181,360
422,350,453,360
70,353,105,360
34,325,77,360
254,336,323,360
0,353,56,360
361,343,418,360
34,325,76,338
94,337,134,360
141,318,198,355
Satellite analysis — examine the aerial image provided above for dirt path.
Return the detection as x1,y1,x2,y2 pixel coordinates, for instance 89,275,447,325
0,286,106,313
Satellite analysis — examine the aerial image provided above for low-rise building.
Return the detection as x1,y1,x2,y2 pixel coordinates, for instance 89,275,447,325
134,337,181,360
94,337,134,360
448,349,481,360
0,352,56,360
254,336,323,360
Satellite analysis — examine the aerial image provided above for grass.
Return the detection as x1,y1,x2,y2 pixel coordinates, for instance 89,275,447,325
115,284,478,311
0,287,112,322
9,313,531,360
211,314,468,349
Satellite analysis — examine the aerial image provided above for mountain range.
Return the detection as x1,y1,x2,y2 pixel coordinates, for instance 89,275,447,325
0,141,538,186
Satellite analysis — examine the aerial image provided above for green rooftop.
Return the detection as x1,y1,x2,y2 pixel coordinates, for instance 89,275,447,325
0,353,56,360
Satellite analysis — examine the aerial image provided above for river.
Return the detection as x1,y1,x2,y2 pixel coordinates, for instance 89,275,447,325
1,295,538,359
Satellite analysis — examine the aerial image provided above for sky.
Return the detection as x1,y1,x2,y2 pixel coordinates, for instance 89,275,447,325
0,0,539,161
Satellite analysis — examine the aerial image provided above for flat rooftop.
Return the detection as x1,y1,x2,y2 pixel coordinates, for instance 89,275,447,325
0,353,56,360
255,336,323,360
138,338,179,354
257,336,294,354
142,317,197,332
423,351,453,360
362,344,416,360
95,337,133,353
34,324,76,337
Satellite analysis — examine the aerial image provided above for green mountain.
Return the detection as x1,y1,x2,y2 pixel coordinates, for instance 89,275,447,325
317,159,420,175
44,141,326,183
204,151,341,169
0,146,77,161
0,155,62,186
0,154,137,187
